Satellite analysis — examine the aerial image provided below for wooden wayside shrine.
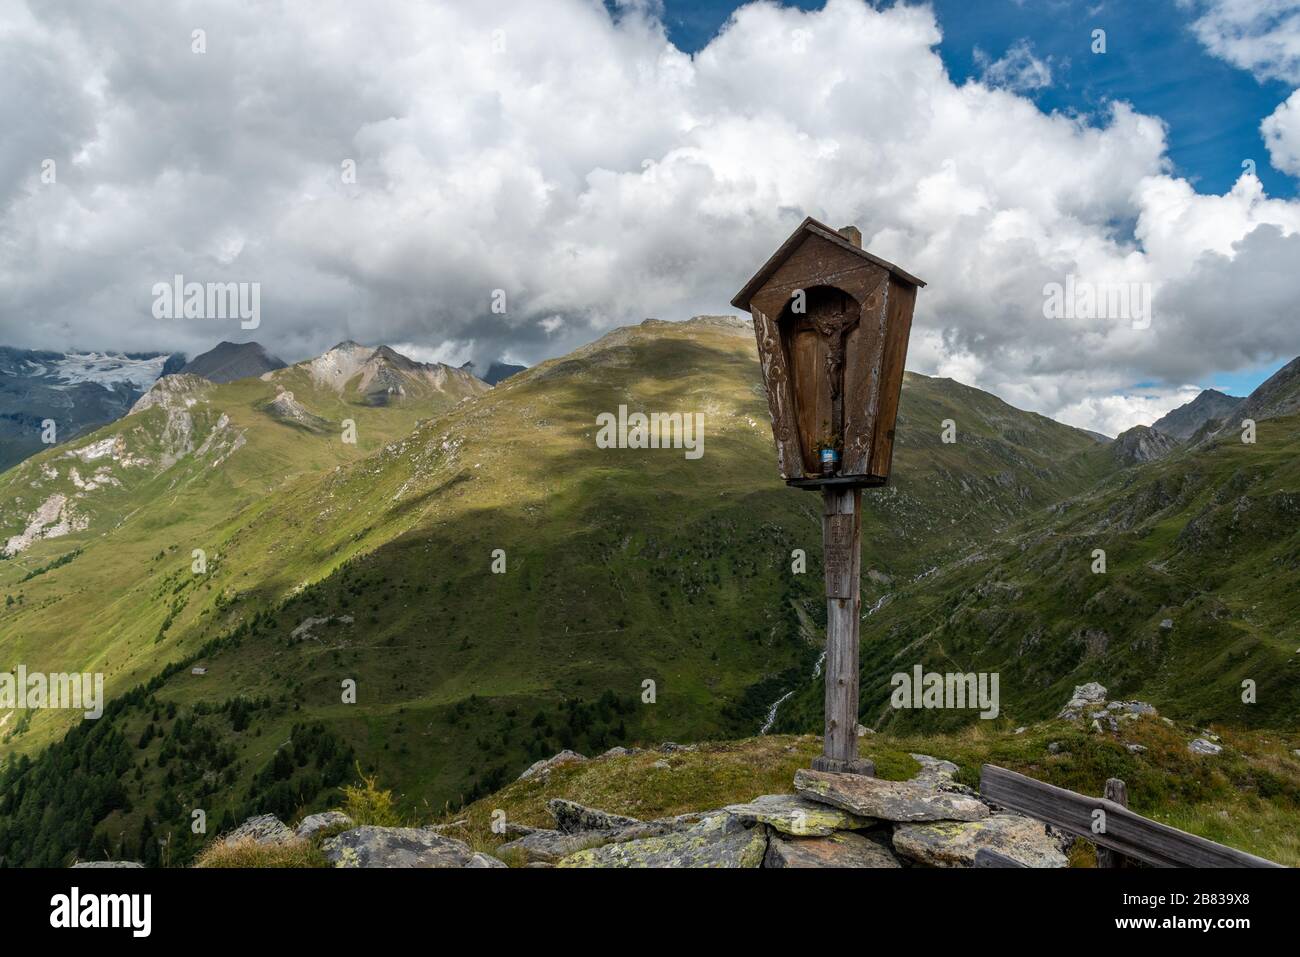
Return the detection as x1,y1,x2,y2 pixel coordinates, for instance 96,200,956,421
732,217,924,774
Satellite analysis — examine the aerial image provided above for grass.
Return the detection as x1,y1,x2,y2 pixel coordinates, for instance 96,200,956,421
194,837,329,868
441,721,1300,867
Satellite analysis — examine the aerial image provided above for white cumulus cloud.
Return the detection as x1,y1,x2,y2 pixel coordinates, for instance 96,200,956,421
1,0,1299,436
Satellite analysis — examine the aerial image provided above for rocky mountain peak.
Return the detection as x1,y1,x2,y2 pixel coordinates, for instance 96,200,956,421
1151,389,1244,441
1110,424,1178,465
178,341,287,384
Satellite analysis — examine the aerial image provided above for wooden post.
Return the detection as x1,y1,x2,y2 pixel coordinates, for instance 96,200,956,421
1096,777,1129,868
811,486,873,775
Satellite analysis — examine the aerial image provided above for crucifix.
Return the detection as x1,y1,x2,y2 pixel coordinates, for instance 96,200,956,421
731,216,924,777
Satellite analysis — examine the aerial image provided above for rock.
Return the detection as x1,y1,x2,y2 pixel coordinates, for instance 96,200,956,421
723,793,876,836
1059,681,1108,718
556,814,766,868
1292,749,1300,758
499,821,540,839
1160,618,1174,630
600,746,635,758
71,861,144,868
517,749,587,781
855,723,875,736
651,759,671,770
1047,741,1062,754
223,814,293,846
908,754,959,788
322,826,506,868
295,811,352,841
547,798,640,833
794,769,988,823
496,828,608,864
1125,743,1148,754
1014,727,1026,734
764,831,902,868
1071,681,1108,703
658,742,696,753
1189,738,1223,755
893,813,1068,868
1107,700,1157,717
498,820,679,864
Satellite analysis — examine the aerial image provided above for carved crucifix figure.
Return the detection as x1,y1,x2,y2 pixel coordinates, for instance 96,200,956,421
812,296,858,450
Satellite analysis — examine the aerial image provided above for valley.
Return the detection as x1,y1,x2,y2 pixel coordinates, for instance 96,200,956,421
0,319,1296,867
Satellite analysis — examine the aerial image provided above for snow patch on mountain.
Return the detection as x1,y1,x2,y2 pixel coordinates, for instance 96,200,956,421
49,353,172,392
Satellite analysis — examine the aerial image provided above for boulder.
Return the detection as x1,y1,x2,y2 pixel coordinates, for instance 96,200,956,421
723,793,876,837
794,769,988,823
223,814,293,846
764,831,902,868
497,828,607,864
893,813,1068,868
498,820,679,864
322,826,505,868
1059,681,1108,718
295,811,352,841
547,798,640,833
517,749,587,781
908,754,959,788
71,861,145,868
556,814,766,868
1189,738,1223,755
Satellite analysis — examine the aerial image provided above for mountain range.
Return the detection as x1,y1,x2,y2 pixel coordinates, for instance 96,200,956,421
0,340,530,473
0,348,186,472
0,318,1297,866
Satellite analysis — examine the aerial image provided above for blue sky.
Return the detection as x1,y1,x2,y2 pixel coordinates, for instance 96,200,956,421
662,0,1296,198
656,0,1298,401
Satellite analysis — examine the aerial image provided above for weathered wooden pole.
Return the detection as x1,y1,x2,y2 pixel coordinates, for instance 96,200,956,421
1096,777,1130,868
812,486,872,773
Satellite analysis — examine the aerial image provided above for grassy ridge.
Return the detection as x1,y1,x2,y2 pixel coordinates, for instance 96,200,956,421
0,319,1121,863
774,411,1300,735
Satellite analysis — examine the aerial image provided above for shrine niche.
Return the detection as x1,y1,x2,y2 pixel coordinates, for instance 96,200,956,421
731,217,925,489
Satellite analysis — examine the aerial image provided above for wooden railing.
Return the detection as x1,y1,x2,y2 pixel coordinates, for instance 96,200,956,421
978,764,1283,868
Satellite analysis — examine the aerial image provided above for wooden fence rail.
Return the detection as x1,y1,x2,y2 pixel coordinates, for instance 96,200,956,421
979,764,1283,869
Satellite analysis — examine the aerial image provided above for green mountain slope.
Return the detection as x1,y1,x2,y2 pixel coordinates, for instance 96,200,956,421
0,346,486,749
774,404,1300,737
0,317,1114,865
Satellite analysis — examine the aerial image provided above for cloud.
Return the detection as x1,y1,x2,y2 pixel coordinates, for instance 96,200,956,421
1181,0,1300,83
1263,88,1300,174
1053,386,1205,438
975,39,1053,92
2,0,1300,435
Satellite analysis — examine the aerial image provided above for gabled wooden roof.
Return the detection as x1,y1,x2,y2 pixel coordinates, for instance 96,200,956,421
730,216,925,311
